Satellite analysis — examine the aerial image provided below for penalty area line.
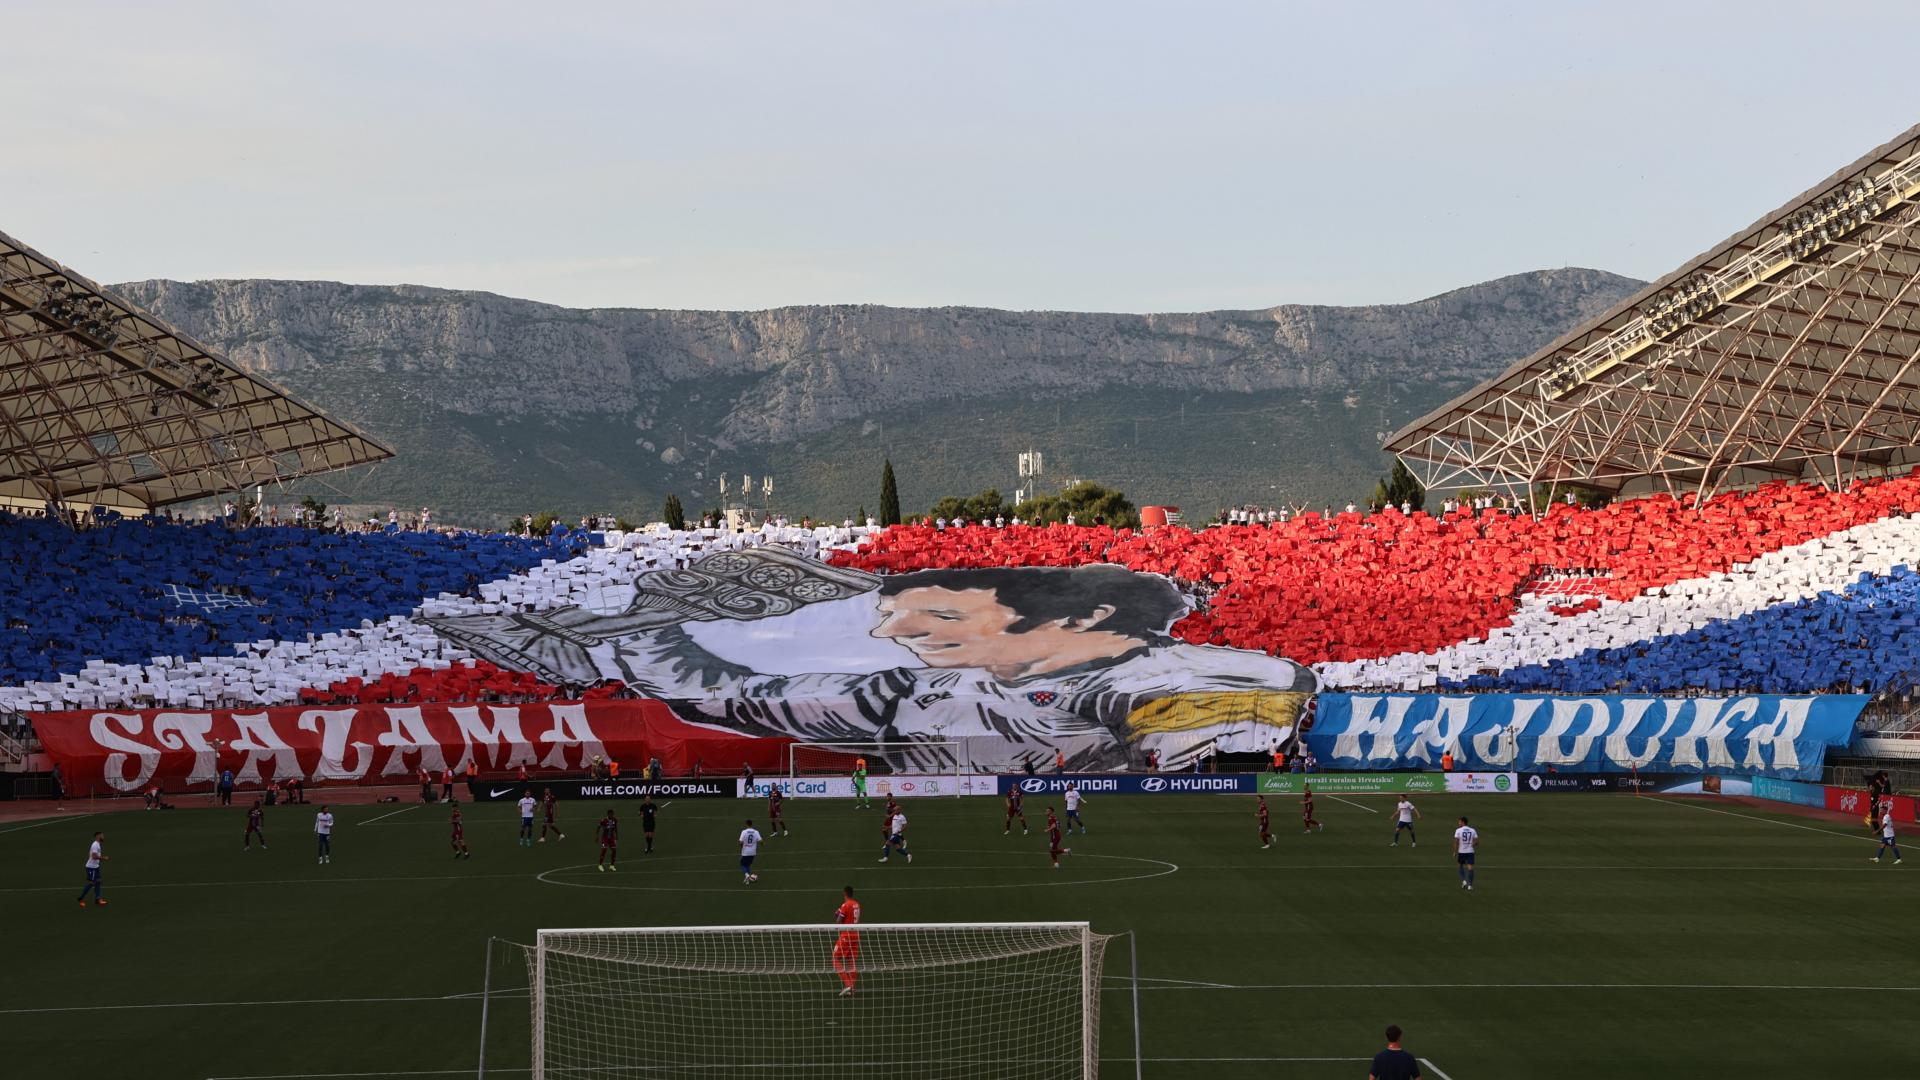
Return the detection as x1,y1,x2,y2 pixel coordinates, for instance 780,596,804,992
0,812,97,835
1,990,512,1016
1324,794,1378,813
1639,795,1879,843
357,805,417,826
0,871,534,894
206,1060,1386,1079
1111,981,1920,992
43,979,1920,1019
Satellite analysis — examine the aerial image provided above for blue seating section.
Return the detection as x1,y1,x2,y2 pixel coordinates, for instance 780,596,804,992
1448,566,1920,695
0,516,586,685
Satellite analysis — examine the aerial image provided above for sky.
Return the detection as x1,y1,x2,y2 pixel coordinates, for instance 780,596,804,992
4,1,1916,313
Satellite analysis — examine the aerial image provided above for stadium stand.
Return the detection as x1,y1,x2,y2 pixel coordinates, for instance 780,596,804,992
9,477,1920,720
0,515,585,683
0,521,874,714
832,474,1920,696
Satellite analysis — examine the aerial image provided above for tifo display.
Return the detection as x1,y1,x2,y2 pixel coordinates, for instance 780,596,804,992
16,475,1920,792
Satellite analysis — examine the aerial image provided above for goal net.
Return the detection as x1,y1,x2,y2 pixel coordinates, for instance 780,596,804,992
788,739,964,778
528,922,1111,1079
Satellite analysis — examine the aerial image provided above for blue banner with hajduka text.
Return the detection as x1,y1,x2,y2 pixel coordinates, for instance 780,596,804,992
1305,694,1865,781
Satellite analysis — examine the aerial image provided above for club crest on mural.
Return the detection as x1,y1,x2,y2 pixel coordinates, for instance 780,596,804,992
426,547,1315,770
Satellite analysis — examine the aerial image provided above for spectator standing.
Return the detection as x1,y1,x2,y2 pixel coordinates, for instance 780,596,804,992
1369,1025,1421,1080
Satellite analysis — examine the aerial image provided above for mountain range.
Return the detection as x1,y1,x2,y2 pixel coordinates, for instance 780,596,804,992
112,268,1643,526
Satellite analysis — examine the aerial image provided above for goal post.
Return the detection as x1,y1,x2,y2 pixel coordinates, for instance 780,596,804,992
787,739,967,780
526,922,1112,1079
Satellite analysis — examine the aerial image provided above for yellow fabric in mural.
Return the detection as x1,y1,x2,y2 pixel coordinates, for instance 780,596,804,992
1125,691,1308,740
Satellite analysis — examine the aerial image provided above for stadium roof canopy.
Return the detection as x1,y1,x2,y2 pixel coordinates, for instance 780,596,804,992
0,228,391,514
1388,123,1920,500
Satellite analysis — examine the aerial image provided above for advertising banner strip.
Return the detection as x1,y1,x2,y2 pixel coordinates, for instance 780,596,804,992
1750,777,1829,808
997,774,1256,795
1517,772,1691,793
1306,693,1865,781
30,700,791,796
1257,773,1444,795
1825,786,1919,824
1443,771,1518,794
468,778,734,801
740,776,999,799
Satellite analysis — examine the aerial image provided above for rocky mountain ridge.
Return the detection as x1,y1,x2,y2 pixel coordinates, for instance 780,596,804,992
111,268,1642,522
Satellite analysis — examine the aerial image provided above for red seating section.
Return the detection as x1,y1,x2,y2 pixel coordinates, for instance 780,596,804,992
831,474,1920,664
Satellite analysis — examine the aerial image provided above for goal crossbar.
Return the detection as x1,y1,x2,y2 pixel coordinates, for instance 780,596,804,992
540,921,1091,934
787,739,966,777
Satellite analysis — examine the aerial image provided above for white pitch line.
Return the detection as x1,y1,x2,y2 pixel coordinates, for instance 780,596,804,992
357,805,417,825
1325,794,1378,813
0,812,96,835
0,991,491,1016
1122,981,1920,992
1170,863,1894,873
1642,794,1879,842
29,980,1916,1019
0,871,533,894
205,1063,1380,1080
1422,1058,1458,1080
0,859,1887,895
534,850,1181,894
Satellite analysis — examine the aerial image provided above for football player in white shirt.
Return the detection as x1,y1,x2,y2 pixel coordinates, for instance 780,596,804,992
78,831,107,907
1391,797,1420,847
517,792,537,847
1871,808,1902,864
739,819,764,884
314,806,335,865
879,810,913,864
1064,784,1087,835
1452,816,1479,890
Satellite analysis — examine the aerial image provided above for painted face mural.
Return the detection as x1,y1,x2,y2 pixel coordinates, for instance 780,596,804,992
427,548,1317,771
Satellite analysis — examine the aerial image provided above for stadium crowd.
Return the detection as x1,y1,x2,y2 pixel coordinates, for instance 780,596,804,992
7,474,1920,721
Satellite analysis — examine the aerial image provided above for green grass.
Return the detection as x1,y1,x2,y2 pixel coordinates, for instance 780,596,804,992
5,791,1916,1079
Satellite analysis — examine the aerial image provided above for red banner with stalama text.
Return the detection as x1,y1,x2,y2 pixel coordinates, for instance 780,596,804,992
32,700,791,796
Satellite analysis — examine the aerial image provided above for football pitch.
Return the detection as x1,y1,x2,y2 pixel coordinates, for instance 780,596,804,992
4,789,1915,1080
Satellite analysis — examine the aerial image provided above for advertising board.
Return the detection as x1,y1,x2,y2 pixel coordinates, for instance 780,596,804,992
739,776,997,799
466,778,733,801
1257,773,1442,795
997,774,1257,795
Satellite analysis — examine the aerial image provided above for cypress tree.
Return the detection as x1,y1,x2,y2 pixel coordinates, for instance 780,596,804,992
879,459,902,526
